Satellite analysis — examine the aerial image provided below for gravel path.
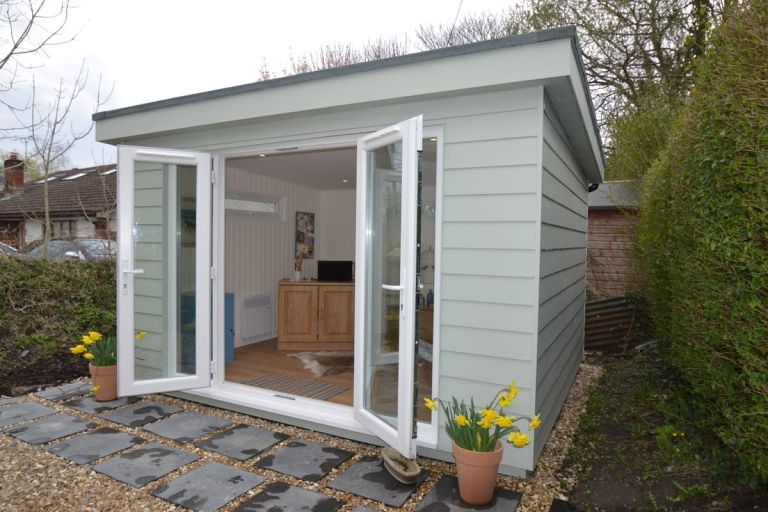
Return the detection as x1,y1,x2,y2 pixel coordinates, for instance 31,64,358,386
0,362,602,512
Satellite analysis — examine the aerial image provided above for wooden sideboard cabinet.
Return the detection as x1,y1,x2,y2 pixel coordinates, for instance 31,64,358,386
277,280,354,351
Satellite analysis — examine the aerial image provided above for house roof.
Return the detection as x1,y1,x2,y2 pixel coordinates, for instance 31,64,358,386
588,181,639,209
0,164,116,221
93,26,605,182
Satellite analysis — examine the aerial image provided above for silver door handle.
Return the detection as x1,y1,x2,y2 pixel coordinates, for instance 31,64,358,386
382,284,403,291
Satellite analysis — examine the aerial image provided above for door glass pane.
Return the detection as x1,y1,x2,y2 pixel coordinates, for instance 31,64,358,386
133,162,197,380
365,141,402,425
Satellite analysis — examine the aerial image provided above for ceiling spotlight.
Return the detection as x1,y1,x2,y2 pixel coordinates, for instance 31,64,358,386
342,179,349,183
258,153,267,158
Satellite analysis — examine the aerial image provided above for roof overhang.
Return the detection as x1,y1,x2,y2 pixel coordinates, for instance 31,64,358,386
94,26,605,181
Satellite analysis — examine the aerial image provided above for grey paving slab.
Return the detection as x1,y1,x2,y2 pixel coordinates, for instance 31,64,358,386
64,395,137,414
0,396,22,407
349,507,380,512
234,481,343,512
92,442,198,488
329,455,428,508
99,400,182,427
35,381,92,402
256,439,352,482
5,413,94,445
415,475,522,511
0,401,57,427
549,498,580,512
151,461,264,512
47,427,145,465
143,411,232,443
195,424,288,461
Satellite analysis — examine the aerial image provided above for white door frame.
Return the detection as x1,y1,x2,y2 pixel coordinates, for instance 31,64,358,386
195,125,443,447
116,146,212,396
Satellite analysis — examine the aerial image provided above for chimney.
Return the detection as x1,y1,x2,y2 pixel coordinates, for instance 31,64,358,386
3,153,24,196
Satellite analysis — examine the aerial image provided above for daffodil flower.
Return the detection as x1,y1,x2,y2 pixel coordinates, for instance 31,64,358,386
91,385,101,393
508,381,520,400
135,331,146,341
477,416,494,429
455,414,469,427
84,353,95,360
88,331,103,342
70,345,87,355
494,416,514,428
498,393,512,407
82,334,94,345
508,431,530,448
424,397,438,411
528,414,541,430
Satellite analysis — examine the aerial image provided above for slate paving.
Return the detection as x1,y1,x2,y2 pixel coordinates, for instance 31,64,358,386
99,399,182,427
4,413,94,445
235,481,343,512
47,427,145,465
151,461,264,512
143,411,232,443
415,475,522,511
195,423,288,461
34,381,91,402
64,395,138,414
93,442,199,488
256,439,353,482
549,498,580,511
349,507,381,512
0,396,22,407
329,455,428,508
0,401,57,427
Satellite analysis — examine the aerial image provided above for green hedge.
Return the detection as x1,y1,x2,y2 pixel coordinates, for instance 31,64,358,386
637,1,768,482
0,257,115,393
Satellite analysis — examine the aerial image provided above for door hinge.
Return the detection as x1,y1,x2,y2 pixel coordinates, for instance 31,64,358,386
210,168,217,184
210,266,217,280
209,360,216,375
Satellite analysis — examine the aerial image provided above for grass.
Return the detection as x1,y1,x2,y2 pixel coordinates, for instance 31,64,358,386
562,348,768,511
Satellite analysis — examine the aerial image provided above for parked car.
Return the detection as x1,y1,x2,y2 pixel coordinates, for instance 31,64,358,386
0,241,18,255
27,239,117,261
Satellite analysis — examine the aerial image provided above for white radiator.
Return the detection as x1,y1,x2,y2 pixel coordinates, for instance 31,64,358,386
241,294,272,340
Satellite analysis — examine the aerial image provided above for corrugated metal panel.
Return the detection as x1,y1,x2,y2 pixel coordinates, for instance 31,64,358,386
585,296,637,349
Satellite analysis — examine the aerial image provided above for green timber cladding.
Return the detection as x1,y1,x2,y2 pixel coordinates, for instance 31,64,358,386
94,27,603,475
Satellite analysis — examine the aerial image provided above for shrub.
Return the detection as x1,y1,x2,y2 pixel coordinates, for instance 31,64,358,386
0,257,115,393
637,0,768,482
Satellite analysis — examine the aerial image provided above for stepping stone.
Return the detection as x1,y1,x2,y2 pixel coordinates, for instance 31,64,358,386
0,401,57,427
235,481,343,512
349,507,379,512
0,397,22,407
195,424,288,460
64,396,137,414
35,381,92,402
151,461,264,512
47,427,145,464
329,455,428,508
256,439,352,482
93,442,198,488
549,498,580,511
415,475,522,511
143,411,231,443
5,413,94,445
100,400,182,427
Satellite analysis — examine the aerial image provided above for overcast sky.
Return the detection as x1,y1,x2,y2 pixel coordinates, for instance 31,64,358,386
1,0,515,168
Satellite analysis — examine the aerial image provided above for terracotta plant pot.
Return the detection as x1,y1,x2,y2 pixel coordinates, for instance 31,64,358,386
452,441,504,506
89,364,117,402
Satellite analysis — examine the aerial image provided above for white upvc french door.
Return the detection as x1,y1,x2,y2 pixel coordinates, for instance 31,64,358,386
353,116,423,458
116,146,212,396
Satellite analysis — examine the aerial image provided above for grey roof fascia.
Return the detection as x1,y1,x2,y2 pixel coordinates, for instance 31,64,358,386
568,33,606,170
92,26,579,121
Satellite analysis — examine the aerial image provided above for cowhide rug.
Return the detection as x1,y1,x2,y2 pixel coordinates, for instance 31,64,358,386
287,351,354,377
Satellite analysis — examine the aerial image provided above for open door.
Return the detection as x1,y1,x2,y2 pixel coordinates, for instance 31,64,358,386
354,116,422,458
117,146,212,396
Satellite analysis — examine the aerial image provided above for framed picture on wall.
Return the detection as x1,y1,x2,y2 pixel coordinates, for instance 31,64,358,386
295,211,315,258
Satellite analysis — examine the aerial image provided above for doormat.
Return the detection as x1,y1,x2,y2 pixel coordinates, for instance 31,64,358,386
287,352,354,377
244,373,348,401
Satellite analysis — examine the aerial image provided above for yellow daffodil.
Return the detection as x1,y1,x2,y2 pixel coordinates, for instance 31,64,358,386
528,414,541,430
455,414,469,427
480,409,498,421
494,416,514,428
508,381,519,400
498,393,512,407
88,331,103,342
135,331,146,341
477,416,494,429
91,385,101,393
70,345,87,355
508,431,530,448
83,353,95,360
424,398,438,411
